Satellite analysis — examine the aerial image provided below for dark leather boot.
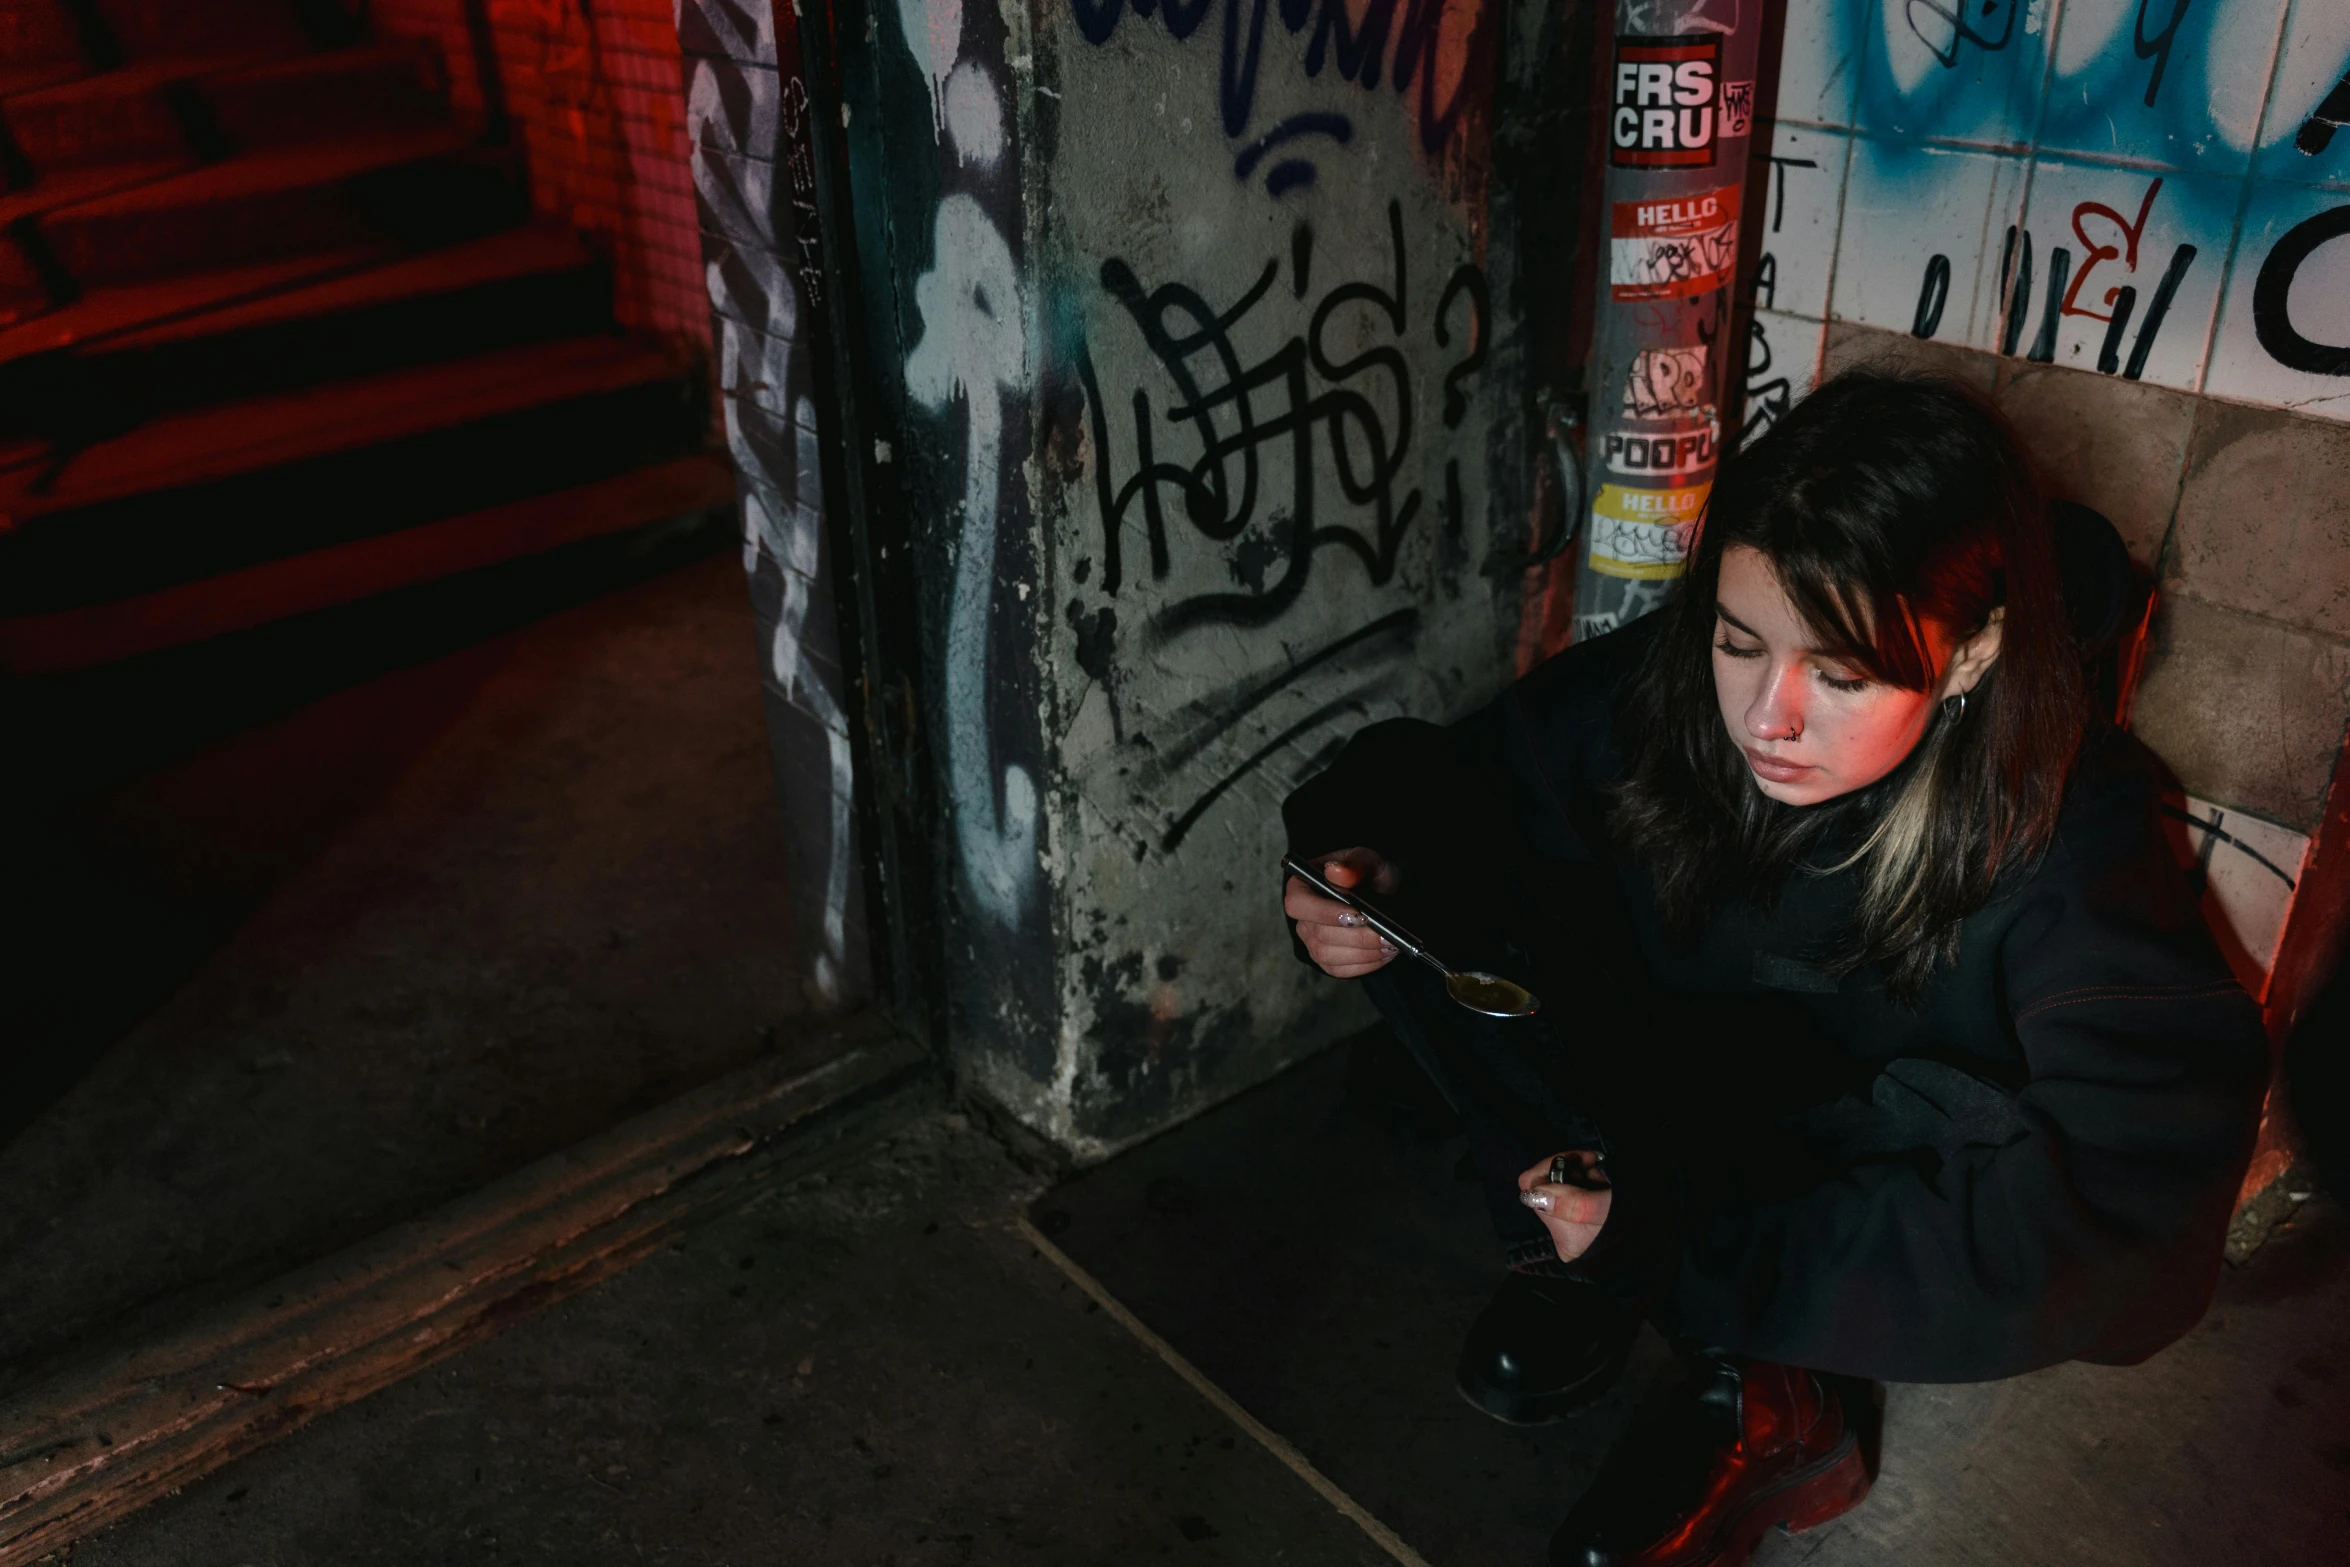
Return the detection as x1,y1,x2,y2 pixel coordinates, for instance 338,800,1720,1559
1455,1272,1640,1424
1547,1350,1869,1566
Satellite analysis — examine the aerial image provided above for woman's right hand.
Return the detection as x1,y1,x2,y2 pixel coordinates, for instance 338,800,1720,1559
1284,848,1403,979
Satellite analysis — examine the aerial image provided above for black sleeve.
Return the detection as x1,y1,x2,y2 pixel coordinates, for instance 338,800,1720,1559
1568,772,2271,1382
1280,621,1651,968
1277,711,1520,968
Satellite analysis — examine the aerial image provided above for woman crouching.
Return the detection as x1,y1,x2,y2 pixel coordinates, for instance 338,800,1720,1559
1280,370,2267,1566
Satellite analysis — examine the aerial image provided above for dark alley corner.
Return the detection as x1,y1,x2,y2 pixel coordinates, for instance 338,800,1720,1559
4,0,2349,1563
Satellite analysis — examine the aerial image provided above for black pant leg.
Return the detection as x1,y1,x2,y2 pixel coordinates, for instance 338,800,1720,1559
1363,962,1610,1267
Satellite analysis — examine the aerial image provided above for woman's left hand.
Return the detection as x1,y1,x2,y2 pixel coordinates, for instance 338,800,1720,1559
1517,1151,1612,1263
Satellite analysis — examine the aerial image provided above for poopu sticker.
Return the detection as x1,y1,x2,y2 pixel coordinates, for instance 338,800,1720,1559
1603,419,1719,478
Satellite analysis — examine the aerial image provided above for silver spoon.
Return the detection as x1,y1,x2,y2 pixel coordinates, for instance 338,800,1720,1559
1282,856,1541,1018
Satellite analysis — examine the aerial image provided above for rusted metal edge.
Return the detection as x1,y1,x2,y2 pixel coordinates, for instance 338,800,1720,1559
0,1014,932,1564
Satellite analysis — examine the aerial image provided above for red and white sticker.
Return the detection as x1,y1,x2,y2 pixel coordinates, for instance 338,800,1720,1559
1610,185,1743,302
1718,79,1754,140
1610,34,1720,168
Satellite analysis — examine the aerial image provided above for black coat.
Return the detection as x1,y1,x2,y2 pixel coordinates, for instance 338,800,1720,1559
1283,617,2270,1382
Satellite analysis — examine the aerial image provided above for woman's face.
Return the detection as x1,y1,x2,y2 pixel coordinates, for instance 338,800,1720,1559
1710,545,1996,807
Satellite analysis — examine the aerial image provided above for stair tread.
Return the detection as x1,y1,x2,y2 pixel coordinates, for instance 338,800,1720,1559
109,224,597,352
0,454,737,673
38,124,481,224
0,245,395,364
205,39,432,92
0,223,596,364
0,157,190,229
0,64,90,101
1,51,282,113
2,336,690,519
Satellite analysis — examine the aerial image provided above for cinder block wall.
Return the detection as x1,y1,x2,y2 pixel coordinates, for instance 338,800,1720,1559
1737,0,2350,1195
371,0,710,352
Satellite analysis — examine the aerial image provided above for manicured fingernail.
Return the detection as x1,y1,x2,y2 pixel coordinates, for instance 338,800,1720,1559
1337,911,1363,928
1378,940,1398,955
1518,1189,1553,1212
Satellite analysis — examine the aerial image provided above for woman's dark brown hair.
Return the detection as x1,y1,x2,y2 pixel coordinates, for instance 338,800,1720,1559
1611,368,2088,998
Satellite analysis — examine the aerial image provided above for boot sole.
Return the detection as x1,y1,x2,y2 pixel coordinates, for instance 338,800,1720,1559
1699,1429,1872,1566
1454,1332,1636,1425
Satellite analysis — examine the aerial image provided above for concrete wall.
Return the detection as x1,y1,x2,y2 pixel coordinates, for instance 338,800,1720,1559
831,0,1574,1154
1736,0,2350,1189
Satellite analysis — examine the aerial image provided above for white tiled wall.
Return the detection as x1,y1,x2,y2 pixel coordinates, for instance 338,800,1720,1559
1748,0,2350,426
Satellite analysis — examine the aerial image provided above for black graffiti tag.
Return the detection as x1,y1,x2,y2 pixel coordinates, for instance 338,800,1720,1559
1739,315,1793,447
2253,205,2350,377
1067,0,1489,177
1905,0,2016,68
1078,200,1483,640
2134,0,2193,109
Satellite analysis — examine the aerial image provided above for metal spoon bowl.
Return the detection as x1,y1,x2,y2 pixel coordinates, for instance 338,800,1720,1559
1444,969,1541,1018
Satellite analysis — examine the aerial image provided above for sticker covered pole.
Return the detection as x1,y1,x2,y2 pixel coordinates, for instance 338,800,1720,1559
1573,0,1762,641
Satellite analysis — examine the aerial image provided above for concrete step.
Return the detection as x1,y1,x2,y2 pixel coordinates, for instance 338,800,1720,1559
211,40,444,148
1,42,444,175
0,1,91,91
0,242,396,361
0,225,613,440
0,453,738,672
87,0,319,62
0,335,710,617
0,153,188,232
2,54,265,175
5,125,523,309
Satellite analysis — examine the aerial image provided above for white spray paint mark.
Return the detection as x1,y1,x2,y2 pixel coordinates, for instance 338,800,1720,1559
687,30,857,1003
715,296,856,1005
905,192,1037,927
897,0,963,132
771,399,858,1000
677,0,775,67
944,60,1004,168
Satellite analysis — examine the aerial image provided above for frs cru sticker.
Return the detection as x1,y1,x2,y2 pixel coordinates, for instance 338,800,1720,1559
1589,482,1710,580
1611,185,1743,301
1610,34,1720,168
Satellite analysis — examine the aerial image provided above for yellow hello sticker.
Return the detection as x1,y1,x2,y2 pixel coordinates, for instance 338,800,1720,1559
1588,481,1709,580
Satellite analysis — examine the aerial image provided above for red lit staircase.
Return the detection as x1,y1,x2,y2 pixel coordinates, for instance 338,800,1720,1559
0,0,730,674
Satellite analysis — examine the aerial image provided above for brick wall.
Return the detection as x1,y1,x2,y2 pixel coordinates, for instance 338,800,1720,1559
370,0,710,354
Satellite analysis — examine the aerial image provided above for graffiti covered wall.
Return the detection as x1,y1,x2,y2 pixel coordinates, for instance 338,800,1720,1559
1041,0,1531,1148
1743,0,2348,434
678,0,872,1015
835,0,1563,1151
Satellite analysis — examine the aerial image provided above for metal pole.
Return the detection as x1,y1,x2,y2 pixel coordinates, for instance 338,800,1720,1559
1572,0,1763,641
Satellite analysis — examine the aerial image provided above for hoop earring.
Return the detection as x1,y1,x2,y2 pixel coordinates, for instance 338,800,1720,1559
1943,690,1968,724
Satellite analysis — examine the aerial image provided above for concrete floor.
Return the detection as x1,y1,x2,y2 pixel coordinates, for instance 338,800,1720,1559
1,524,816,1388
71,1099,1391,1567
64,1037,2350,1567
